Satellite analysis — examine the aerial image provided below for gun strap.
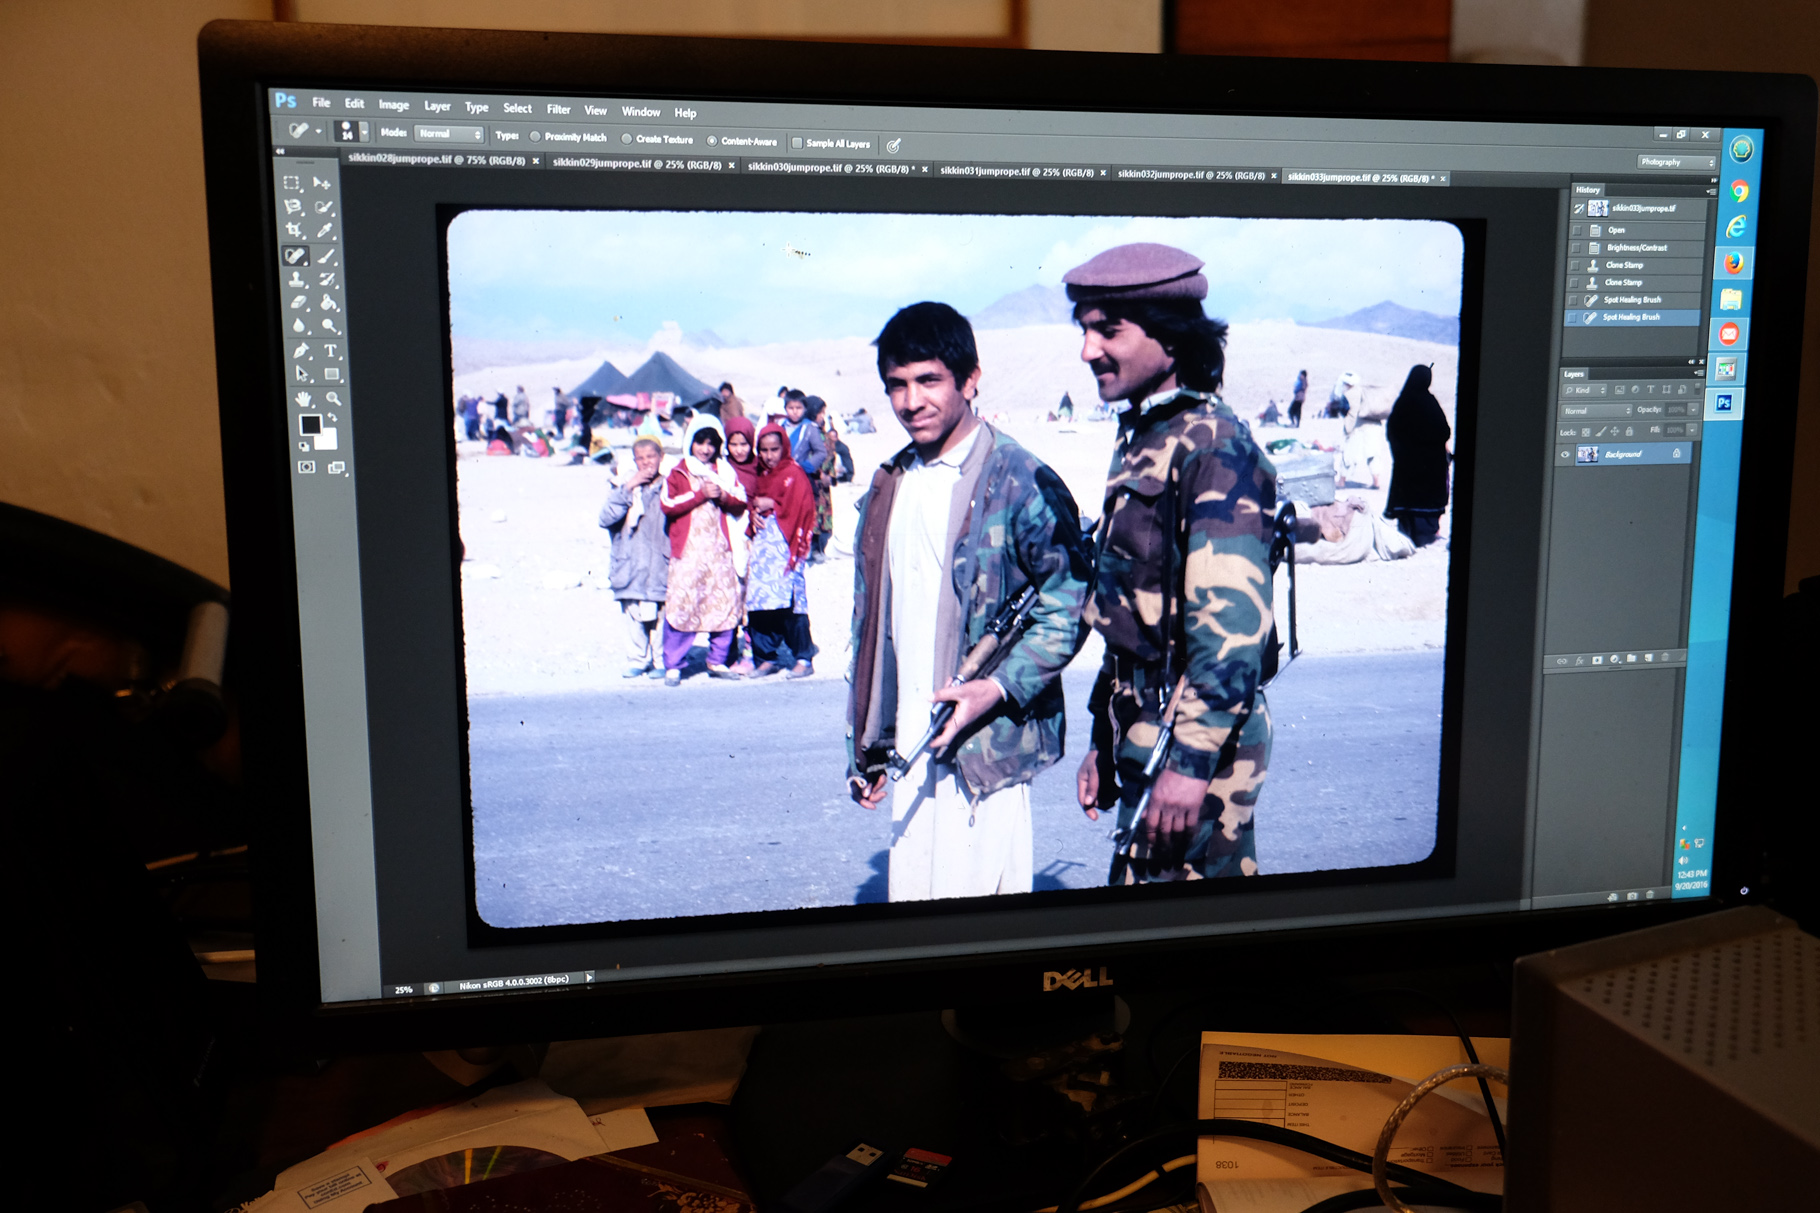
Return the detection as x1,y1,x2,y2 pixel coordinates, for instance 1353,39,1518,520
1157,439,1190,713
1159,673,1192,729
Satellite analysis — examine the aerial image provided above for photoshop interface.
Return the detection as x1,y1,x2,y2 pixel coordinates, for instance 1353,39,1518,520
262,87,1759,1001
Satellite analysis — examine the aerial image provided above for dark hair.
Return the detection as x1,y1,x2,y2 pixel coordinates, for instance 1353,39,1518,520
688,425,722,455
785,388,807,404
874,301,979,385
719,381,735,394
1073,297,1229,393
803,395,827,420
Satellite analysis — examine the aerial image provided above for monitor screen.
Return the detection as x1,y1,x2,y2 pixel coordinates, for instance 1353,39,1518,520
202,25,1808,1036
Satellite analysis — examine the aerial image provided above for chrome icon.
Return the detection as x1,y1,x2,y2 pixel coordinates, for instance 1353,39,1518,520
1730,134,1755,163
1731,179,1751,203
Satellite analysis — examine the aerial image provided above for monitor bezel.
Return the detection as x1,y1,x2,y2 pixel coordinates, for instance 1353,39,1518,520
197,18,1814,1054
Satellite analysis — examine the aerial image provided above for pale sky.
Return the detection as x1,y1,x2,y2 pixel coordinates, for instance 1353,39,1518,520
446,210,1464,346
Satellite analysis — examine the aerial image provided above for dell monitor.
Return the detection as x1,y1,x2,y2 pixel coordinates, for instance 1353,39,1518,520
195,20,1814,1051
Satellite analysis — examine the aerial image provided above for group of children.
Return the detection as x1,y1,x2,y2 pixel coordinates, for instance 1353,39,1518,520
598,415,820,686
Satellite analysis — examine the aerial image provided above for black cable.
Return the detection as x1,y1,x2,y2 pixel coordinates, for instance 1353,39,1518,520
1066,1164,1199,1213
1298,1186,1501,1213
1055,1120,1486,1213
1366,986,1508,1158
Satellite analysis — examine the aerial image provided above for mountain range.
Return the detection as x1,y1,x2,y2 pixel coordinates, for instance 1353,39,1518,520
970,287,1457,346
1304,300,1459,345
970,284,1074,329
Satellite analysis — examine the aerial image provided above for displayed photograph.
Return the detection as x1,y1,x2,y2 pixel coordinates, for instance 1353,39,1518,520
445,209,1466,930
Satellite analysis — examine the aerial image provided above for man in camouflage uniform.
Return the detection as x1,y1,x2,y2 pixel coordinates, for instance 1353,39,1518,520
1068,244,1277,881
848,302,1092,901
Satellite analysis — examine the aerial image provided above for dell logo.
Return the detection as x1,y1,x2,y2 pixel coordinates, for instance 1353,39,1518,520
1042,966,1113,992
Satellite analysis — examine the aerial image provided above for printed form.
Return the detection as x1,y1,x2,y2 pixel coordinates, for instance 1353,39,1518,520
1196,1033,1508,1213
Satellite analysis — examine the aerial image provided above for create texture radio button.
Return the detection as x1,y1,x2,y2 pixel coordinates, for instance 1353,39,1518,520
414,124,486,144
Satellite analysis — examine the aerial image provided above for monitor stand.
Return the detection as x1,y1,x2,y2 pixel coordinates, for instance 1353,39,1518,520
941,993,1130,1059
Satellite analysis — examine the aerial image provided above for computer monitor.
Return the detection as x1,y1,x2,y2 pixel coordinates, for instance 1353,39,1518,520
197,20,1814,1051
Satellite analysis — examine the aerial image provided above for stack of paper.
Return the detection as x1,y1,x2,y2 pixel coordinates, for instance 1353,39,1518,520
1196,1033,1508,1213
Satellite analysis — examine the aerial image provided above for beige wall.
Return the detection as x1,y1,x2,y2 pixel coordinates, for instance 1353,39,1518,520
1,0,268,585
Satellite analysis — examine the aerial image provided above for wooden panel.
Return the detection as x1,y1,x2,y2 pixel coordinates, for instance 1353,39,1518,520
1170,0,1450,61
284,0,1025,46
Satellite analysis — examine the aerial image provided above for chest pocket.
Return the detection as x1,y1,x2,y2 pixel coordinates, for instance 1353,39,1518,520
1103,478,1167,566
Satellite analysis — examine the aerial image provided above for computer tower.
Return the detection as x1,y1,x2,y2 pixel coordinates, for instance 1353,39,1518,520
1508,906,1819,1209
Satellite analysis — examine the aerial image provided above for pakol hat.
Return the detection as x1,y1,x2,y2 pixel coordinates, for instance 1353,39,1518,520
1063,242,1207,303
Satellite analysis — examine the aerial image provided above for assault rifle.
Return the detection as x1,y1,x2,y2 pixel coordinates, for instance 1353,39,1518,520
1106,674,1190,884
886,582,1042,780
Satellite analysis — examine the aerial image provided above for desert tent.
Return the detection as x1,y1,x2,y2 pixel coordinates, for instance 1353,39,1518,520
623,351,716,404
570,358,630,399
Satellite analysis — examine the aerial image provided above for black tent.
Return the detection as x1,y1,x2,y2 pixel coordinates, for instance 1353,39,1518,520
623,350,715,403
570,358,630,399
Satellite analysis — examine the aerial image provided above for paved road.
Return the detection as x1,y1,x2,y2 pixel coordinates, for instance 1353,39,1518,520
470,649,1443,927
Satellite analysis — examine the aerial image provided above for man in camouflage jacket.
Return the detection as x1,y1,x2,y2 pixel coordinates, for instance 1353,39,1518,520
1067,244,1278,881
848,302,1092,900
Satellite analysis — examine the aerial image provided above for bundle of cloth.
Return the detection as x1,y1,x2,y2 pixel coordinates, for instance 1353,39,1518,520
1294,496,1416,564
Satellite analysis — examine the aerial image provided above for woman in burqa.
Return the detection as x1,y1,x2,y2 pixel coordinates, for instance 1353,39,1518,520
1384,364,1452,548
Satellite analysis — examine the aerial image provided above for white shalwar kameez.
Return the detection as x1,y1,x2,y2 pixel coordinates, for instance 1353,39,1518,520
885,424,1033,901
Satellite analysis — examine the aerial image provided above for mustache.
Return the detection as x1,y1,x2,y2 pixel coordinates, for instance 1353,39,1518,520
1089,356,1119,377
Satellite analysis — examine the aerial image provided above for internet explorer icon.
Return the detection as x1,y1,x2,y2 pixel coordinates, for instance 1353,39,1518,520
1726,214,1748,238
